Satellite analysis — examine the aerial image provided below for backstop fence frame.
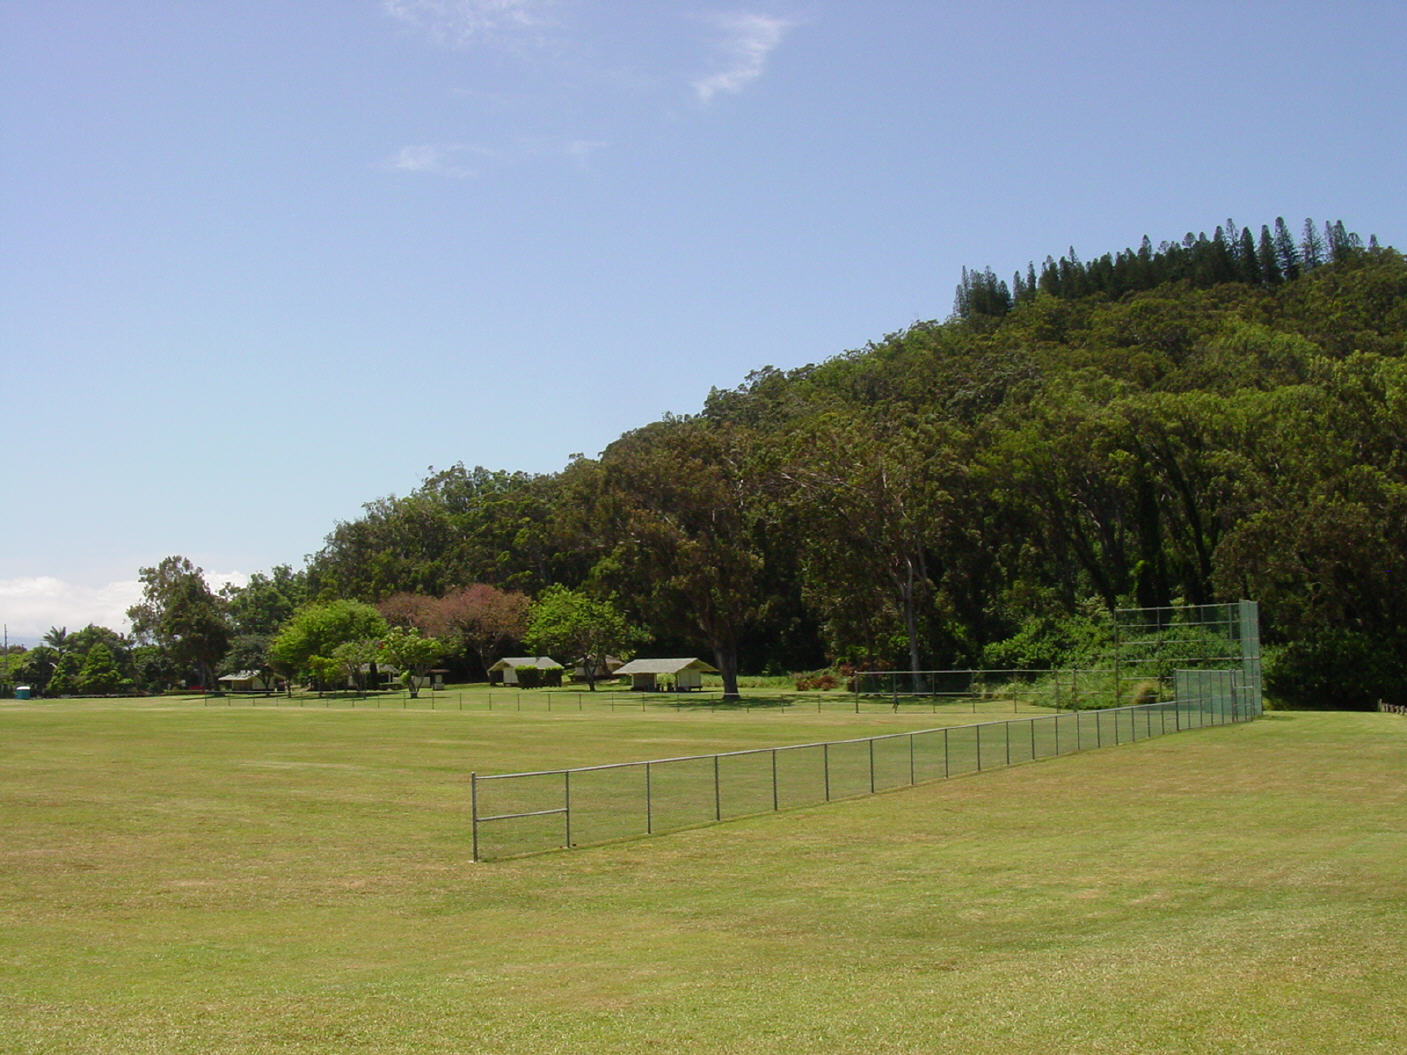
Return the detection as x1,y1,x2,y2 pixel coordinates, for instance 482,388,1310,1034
1114,599,1263,715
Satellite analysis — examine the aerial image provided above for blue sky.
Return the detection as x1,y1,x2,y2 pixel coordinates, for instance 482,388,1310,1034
2,0,1404,643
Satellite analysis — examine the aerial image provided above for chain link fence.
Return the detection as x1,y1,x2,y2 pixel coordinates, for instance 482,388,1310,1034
199,686,1066,716
472,677,1258,860
851,667,1117,710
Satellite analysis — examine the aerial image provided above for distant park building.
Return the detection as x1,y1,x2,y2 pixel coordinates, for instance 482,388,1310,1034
489,656,564,686
613,657,718,692
217,670,276,694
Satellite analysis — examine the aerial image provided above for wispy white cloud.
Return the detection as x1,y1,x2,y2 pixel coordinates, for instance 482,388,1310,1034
383,143,482,178
692,12,795,103
383,137,604,177
533,136,608,165
381,0,558,48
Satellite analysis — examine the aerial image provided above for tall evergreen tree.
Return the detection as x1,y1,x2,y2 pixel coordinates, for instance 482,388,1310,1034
1239,226,1261,284
1274,217,1301,280
1301,217,1326,268
1258,225,1282,286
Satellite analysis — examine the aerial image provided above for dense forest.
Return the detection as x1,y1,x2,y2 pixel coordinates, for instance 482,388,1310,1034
10,219,1405,708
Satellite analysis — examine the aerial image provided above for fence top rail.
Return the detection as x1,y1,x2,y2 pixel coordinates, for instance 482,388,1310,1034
1115,601,1247,615
474,698,1195,783
856,667,1114,676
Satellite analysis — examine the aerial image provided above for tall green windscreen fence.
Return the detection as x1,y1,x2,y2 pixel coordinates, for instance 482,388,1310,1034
849,600,1264,712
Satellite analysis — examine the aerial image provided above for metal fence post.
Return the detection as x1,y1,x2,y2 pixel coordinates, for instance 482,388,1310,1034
869,738,876,794
646,761,653,835
909,733,916,785
772,749,779,811
471,772,479,862
714,754,721,821
977,725,983,771
943,727,950,778
823,743,831,801
564,770,572,848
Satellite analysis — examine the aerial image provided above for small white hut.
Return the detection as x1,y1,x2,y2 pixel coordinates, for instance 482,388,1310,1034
612,657,718,692
217,670,276,693
488,656,564,686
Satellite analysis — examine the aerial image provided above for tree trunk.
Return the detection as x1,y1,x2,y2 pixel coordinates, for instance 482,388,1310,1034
714,644,741,700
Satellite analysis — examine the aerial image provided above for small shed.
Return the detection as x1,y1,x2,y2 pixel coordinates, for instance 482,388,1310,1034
218,670,276,693
613,657,719,692
489,656,564,686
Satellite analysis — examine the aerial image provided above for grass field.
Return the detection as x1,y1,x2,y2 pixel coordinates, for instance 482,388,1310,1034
3,698,1404,1053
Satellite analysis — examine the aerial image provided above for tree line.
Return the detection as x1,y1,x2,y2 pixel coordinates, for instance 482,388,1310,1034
957,216,1376,322
7,218,1403,707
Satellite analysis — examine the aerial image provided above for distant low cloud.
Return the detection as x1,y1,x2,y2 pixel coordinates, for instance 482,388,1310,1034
0,577,141,644
0,572,248,647
381,0,558,47
693,12,795,103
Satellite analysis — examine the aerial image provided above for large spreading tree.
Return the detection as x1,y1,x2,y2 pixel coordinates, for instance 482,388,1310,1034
594,418,770,699
128,556,230,691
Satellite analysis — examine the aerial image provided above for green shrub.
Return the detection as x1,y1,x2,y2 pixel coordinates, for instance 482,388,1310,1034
982,610,1111,669
515,666,542,689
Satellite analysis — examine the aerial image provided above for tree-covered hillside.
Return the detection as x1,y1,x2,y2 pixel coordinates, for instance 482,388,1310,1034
292,218,1406,707
24,220,1393,708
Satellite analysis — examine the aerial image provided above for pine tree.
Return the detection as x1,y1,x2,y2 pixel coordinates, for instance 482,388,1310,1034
1209,226,1235,283
1301,217,1325,269
1274,217,1301,280
1258,225,1282,286
1326,220,1359,262
1239,226,1261,284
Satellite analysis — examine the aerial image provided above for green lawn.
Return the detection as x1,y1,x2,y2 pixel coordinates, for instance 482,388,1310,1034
2,700,1404,1053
